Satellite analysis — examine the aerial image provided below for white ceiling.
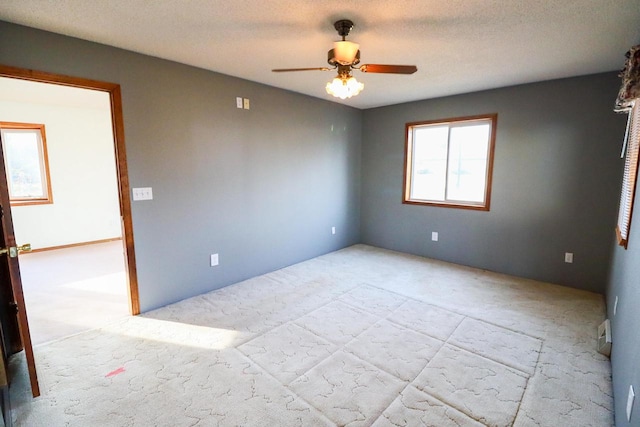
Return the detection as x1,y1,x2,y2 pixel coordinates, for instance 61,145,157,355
1,1,639,109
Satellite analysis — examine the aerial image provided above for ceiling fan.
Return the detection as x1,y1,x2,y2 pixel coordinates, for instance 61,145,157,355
272,19,418,99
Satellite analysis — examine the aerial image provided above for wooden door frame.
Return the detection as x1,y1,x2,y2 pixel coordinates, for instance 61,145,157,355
0,64,140,315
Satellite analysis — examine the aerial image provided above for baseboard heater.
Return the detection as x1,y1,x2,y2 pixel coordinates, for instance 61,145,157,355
597,319,612,357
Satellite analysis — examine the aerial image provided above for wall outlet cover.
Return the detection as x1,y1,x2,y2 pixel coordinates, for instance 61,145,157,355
431,231,438,241
210,253,219,267
331,226,336,235
236,97,243,109
243,98,250,110
564,252,573,263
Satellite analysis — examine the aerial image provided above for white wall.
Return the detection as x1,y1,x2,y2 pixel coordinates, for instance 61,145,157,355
0,93,121,249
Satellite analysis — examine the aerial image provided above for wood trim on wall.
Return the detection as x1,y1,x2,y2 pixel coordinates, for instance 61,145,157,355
0,64,140,315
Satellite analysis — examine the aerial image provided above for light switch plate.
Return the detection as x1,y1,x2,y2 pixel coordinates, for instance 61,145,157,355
236,97,243,109
243,98,250,110
564,252,573,263
431,232,438,242
132,187,153,201
210,253,219,267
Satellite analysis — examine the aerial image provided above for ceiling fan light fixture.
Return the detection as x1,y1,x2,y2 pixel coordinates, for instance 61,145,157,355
333,41,360,65
272,19,416,101
326,74,364,99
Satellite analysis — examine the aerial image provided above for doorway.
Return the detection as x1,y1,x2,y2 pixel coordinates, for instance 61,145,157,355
0,65,139,333
0,77,135,345
0,65,138,405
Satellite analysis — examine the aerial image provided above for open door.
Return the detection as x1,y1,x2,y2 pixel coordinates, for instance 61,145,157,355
0,132,40,398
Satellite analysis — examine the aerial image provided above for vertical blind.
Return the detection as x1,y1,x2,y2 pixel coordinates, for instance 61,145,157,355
617,101,640,248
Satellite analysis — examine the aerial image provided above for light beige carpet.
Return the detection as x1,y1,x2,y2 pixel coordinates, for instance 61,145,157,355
18,240,129,345
9,244,612,426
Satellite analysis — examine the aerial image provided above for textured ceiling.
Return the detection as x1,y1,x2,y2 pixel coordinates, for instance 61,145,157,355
1,1,639,109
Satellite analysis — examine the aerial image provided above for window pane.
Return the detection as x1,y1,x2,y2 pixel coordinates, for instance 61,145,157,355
446,123,490,202
404,114,496,210
3,129,46,199
411,125,448,200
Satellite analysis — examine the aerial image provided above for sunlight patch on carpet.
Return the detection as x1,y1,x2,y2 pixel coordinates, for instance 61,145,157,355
114,316,239,350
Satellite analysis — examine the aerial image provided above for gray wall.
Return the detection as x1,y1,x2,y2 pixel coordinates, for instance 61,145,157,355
361,73,626,294
0,21,362,312
607,169,640,425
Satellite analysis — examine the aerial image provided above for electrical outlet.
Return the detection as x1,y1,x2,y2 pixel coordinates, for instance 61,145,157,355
243,98,250,110
431,232,438,242
331,226,336,235
614,296,619,316
627,385,635,422
564,252,573,263
210,253,219,267
236,97,243,109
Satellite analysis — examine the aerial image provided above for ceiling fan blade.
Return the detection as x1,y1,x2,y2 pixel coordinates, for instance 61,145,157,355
272,67,332,72
360,64,418,74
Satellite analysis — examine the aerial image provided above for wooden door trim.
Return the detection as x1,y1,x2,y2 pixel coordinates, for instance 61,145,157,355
0,64,140,315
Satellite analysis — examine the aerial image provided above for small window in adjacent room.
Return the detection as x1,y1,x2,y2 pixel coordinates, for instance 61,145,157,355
616,102,640,248
0,122,53,206
403,114,497,210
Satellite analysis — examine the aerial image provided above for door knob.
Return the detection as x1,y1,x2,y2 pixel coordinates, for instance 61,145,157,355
0,243,32,258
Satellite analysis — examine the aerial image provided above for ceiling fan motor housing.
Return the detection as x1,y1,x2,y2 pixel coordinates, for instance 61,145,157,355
329,20,359,66
328,48,360,67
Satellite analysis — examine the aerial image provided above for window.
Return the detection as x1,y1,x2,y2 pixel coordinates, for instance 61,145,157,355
617,102,640,248
403,114,497,210
0,122,53,206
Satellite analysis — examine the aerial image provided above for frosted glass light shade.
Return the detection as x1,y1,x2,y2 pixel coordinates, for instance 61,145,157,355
326,75,364,99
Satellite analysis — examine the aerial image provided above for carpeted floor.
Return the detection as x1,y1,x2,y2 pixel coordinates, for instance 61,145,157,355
9,244,612,426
